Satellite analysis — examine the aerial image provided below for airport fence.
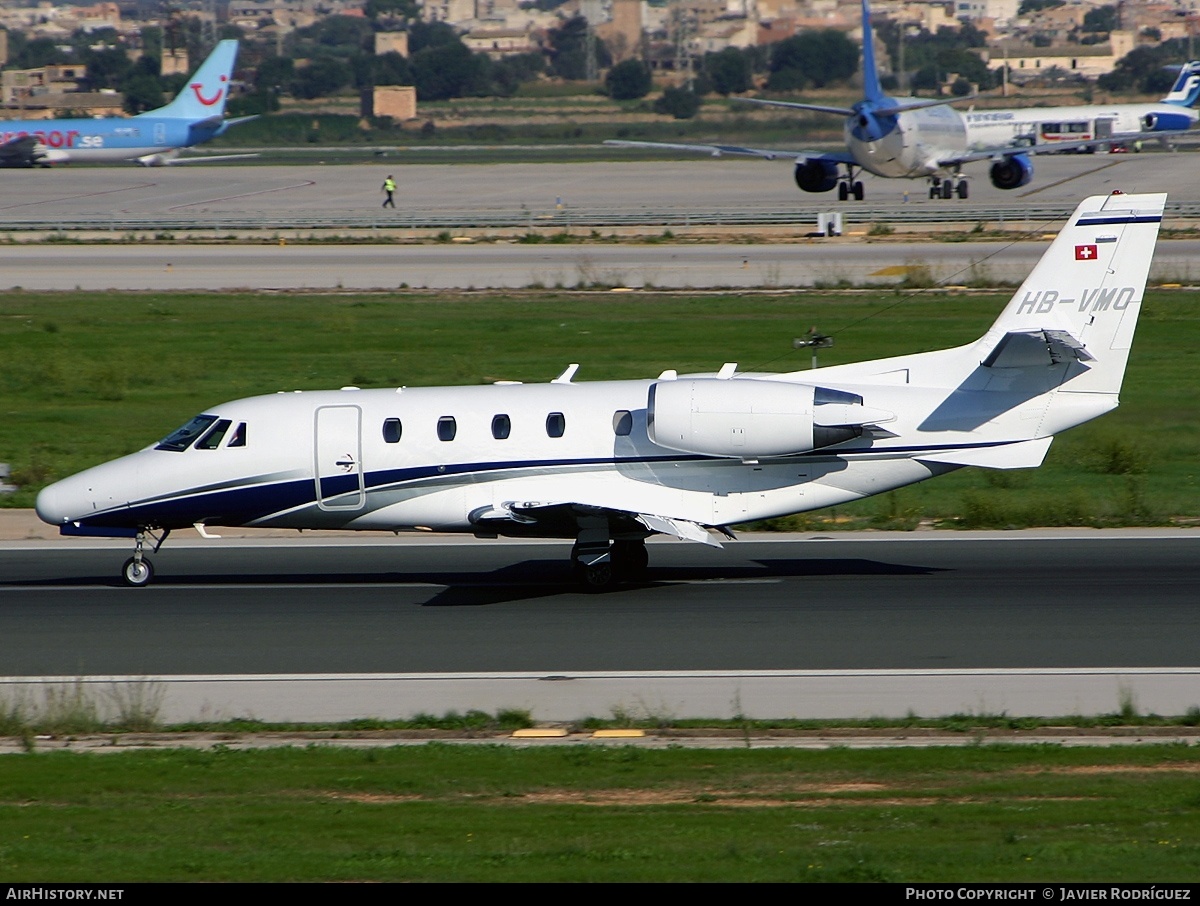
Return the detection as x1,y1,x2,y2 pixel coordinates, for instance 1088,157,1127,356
5,200,1200,235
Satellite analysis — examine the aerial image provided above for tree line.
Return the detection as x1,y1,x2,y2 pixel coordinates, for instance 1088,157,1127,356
1,9,1189,120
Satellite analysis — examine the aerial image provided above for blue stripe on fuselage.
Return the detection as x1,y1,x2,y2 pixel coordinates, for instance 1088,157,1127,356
65,440,1028,531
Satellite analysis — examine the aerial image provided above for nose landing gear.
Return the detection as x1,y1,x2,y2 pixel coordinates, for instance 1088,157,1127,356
121,528,170,587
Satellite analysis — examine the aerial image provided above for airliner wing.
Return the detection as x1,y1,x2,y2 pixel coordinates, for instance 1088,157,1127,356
604,139,856,164
0,135,41,167
165,153,261,165
732,95,974,117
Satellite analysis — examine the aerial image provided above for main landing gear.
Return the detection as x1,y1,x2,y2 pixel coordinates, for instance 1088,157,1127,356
121,528,170,587
837,178,865,201
570,523,649,590
929,176,969,200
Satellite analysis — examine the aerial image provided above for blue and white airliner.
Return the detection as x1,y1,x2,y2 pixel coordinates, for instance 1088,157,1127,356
35,191,1165,588
0,40,253,167
962,62,1200,151
608,0,1199,200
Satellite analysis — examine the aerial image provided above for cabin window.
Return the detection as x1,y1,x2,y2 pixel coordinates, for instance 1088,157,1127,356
156,414,217,452
546,412,566,438
228,422,247,448
437,416,457,441
492,414,511,440
196,419,232,450
612,410,633,436
382,418,402,444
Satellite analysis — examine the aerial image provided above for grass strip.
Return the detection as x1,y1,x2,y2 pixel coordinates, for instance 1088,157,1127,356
1,743,1198,881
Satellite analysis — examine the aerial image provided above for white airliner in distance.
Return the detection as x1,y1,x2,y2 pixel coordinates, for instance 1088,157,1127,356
607,0,1197,200
0,40,254,167
36,191,1164,588
963,61,1200,150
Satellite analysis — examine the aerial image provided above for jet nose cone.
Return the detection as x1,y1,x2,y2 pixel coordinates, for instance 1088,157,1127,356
35,481,71,526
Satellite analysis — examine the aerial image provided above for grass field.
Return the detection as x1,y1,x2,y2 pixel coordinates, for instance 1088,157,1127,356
1,744,1198,882
1,288,1198,526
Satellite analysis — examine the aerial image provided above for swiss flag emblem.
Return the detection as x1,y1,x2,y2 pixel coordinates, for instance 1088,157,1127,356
1075,244,1098,260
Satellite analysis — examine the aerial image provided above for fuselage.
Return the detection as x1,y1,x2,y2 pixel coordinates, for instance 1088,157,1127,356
963,103,1199,150
845,99,968,178
34,344,1104,541
0,116,218,164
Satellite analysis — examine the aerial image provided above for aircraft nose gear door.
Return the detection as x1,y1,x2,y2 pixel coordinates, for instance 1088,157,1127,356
314,405,365,511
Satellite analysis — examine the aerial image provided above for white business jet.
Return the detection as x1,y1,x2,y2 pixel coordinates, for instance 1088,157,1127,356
36,191,1164,587
607,0,1195,200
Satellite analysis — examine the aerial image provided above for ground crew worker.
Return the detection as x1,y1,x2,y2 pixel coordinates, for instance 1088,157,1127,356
381,175,397,209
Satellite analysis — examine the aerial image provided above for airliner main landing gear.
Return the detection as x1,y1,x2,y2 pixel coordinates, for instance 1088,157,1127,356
122,528,170,587
929,176,969,200
837,179,864,201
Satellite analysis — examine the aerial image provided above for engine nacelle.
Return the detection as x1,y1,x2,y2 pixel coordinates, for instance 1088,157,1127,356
989,154,1034,190
1143,111,1193,132
647,379,867,458
794,158,840,194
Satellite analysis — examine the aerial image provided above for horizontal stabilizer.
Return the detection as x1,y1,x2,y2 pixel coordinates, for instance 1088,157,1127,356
636,514,724,547
915,437,1053,470
982,329,1095,368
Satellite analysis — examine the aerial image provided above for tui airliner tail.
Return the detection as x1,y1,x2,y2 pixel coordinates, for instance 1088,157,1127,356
144,40,239,122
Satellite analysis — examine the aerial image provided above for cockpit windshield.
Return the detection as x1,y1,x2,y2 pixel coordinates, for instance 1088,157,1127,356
156,415,218,452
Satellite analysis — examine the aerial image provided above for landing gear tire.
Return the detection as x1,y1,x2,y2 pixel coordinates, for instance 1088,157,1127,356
852,180,864,201
956,180,969,199
837,182,849,201
582,561,613,590
612,539,649,580
122,556,154,588
941,180,953,200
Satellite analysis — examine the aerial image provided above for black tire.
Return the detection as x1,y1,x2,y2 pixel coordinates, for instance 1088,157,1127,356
583,562,613,591
613,540,649,579
852,181,864,201
956,180,969,199
941,181,953,200
837,182,849,201
122,557,154,587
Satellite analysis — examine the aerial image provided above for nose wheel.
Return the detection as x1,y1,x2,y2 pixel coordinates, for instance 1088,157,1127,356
120,528,169,587
122,556,155,587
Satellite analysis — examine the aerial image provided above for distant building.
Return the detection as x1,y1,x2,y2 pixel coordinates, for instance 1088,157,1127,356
987,31,1137,83
160,49,189,77
375,32,410,57
462,28,535,57
362,85,417,120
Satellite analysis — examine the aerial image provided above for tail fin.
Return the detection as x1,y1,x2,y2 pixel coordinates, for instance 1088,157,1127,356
1161,61,1200,107
141,40,239,121
980,192,1165,396
859,0,886,104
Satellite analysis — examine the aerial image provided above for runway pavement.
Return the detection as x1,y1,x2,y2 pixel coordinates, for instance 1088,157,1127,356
2,530,1198,722
1,154,1197,219
2,158,1197,290
3,238,1200,290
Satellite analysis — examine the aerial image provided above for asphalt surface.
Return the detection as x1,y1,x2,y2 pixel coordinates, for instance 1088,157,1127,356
0,154,1195,215
3,532,1197,676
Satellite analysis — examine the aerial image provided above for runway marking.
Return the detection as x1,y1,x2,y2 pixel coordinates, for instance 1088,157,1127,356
166,179,317,210
1018,160,1126,199
5,582,449,591
0,182,159,211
